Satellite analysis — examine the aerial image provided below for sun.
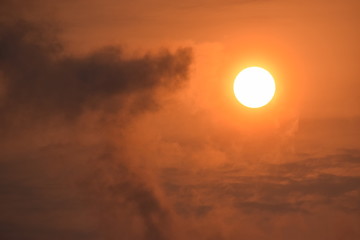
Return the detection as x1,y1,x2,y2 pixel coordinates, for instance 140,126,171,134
233,67,276,108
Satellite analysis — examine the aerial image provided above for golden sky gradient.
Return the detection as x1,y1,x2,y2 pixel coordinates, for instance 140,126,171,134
0,0,359,239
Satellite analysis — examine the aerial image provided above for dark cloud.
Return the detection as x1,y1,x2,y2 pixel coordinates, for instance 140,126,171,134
230,174,360,213
0,20,191,128
0,19,192,240
235,201,306,214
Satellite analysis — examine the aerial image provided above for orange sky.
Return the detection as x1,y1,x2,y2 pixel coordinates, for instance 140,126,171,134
10,0,359,118
0,0,359,239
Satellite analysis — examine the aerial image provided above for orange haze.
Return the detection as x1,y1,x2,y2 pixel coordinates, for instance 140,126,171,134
0,0,359,239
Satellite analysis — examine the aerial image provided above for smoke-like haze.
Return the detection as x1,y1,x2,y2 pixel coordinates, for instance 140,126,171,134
1,1,359,239
0,19,192,240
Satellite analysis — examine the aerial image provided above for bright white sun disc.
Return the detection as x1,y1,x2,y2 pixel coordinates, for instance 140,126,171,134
233,67,276,108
